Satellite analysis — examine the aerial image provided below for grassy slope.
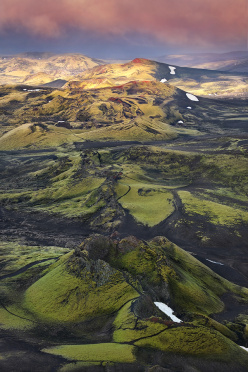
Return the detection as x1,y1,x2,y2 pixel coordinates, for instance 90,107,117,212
42,343,136,363
23,252,138,323
116,176,174,226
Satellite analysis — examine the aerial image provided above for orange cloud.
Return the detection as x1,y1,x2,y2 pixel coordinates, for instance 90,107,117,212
0,0,246,47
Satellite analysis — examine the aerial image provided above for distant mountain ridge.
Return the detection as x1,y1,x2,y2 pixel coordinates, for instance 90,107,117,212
0,53,105,85
156,51,248,73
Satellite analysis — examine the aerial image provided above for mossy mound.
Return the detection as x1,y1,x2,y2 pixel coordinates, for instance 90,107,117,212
105,235,247,317
23,251,138,323
2,234,248,370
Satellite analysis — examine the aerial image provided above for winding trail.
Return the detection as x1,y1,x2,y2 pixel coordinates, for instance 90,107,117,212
117,184,131,201
0,257,59,280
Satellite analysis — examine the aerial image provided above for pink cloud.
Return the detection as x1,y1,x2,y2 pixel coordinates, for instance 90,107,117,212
0,0,246,47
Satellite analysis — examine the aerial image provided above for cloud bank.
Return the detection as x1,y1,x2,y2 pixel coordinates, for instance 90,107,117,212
0,0,246,49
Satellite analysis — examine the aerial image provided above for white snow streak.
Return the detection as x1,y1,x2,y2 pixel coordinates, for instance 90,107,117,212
206,259,224,266
169,66,176,75
241,346,248,352
154,302,182,323
186,93,199,101
160,78,167,83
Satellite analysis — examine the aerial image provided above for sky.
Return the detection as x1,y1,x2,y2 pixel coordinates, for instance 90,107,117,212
0,0,247,58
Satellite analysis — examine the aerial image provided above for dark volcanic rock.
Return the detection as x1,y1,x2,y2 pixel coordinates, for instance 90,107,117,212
80,233,114,260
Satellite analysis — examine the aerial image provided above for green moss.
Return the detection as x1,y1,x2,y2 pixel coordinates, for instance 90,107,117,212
23,254,138,323
163,242,246,315
178,190,248,226
116,177,175,226
42,343,136,363
135,325,248,363
191,314,238,342
168,270,224,315
0,305,34,330
109,238,175,287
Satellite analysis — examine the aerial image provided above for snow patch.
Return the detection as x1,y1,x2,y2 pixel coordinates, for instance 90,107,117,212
206,259,224,266
241,346,248,352
186,93,199,102
160,78,167,83
58,121,65,123
27,89,40,92
178,120,184,124
154,302,182,323
187,106,192,109
169,66,176,75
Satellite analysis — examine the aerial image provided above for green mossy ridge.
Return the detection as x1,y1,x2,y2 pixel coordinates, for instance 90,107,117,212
108,236,248,316
31,177,105,204
178,190,248,226
108,236,176,287
121,146,248,196
191,314,238,342
0,149,108,219
23,253,139,323
164,241,248,315
42,343,136,363
113,301,167,343
115,177,175,227
135,325,248,363
28,151,106,217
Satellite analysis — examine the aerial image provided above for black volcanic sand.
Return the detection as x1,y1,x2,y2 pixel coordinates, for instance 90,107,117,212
0,329,66,372
0,207,90,248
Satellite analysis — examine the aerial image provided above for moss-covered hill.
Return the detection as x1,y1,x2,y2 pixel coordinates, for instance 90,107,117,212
1,234,248,371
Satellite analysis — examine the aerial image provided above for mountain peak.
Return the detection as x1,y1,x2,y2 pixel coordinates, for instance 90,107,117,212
131,58,151,64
